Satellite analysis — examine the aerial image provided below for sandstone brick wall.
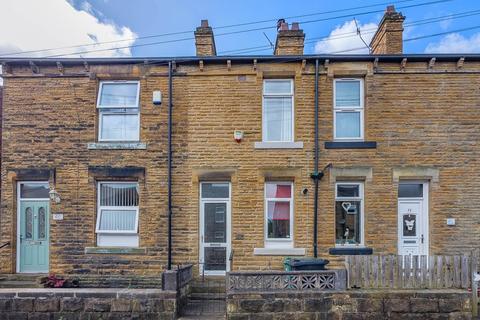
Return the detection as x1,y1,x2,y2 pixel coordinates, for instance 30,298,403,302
227,290,472,319
1,59,480,275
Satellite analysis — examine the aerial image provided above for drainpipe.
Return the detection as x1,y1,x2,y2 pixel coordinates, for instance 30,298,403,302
167,61,173,270
311,59,320,258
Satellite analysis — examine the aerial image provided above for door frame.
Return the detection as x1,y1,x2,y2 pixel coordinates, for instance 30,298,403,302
397,180,429,257
16,181,50,273
199,181,231,276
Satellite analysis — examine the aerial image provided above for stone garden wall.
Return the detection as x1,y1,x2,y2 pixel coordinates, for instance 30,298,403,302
226,290,472,319
0,288,177,319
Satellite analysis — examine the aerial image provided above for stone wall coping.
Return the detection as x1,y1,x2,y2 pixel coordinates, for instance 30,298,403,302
0,288,177,299
228,269,343,276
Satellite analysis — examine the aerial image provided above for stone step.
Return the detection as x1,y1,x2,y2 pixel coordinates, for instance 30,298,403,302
181,300,226,317
0,280,43,288
190,279,226,294
189,292,226,300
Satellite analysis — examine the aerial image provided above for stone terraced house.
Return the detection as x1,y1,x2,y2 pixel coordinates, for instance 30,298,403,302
0,6,479,279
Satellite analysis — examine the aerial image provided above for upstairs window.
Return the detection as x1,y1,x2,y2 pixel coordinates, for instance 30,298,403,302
334,79,364,140
97,81,140,142
263,80,294,142
96,182,139,247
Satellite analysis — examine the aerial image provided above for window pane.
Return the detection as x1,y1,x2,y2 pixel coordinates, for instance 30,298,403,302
266,184,291,198
335,200,361,245
100,183,139,207
204,203,226,243
267,201,290,239
25,207,33,239
20,183,49,198
335,111,360,138
335,81,360,107
201,183,229,198
337,184,359,198
100,113,139,141
99,210,137,231
99,83,138,107
398,184,423,198
264,97,292,142
264,80,292,94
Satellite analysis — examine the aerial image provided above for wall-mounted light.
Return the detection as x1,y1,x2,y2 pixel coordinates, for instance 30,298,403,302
49,187,61,204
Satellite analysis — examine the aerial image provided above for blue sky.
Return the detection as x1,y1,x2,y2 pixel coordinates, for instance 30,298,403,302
1,0,480,58
71,0,480,56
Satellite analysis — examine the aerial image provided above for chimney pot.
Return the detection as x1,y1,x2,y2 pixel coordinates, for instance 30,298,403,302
194,20,216,56
370,6,405,54
274,20,305,55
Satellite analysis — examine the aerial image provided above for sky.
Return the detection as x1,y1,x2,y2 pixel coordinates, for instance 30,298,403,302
1,0,480,59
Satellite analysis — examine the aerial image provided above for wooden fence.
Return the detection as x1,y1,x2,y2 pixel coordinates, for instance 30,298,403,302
345,254,477,289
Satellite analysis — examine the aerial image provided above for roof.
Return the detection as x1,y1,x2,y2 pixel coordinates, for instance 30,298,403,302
0,54,478,66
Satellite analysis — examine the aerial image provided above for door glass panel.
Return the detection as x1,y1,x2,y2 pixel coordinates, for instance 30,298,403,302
204,203,226,243
38,207,46,239
399,184,423,198
201,183,229,198
204,247,226,271
25,207,33,239
403,214,416,237
21,183,49,198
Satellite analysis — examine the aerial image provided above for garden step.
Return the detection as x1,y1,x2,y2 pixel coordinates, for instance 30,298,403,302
189,292,226,300
181,299,226,317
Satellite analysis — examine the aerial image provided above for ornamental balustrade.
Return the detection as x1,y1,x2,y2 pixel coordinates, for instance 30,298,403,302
227,269,346,293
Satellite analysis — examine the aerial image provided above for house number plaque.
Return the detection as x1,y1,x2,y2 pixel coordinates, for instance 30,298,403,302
52,213,64,221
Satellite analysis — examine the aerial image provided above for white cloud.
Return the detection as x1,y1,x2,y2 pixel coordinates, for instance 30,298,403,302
314,20,378,54
424,33,480,53
0,0,136,58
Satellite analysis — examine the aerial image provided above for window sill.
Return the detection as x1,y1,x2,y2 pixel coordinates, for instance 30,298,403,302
85,247,146,255
87,142,147,150
253,247,305,256
328,247,373,255
254,141,304,149
325,141,376,149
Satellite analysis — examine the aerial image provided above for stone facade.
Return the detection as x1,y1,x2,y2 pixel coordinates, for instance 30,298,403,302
1,6,480,277
226,290,472,319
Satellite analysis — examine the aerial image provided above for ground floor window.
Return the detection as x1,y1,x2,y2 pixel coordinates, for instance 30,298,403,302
96,181,139,247
265,182,293,247
335,182,363,245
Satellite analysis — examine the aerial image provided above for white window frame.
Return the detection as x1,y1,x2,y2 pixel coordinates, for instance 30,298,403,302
335,182,364,247
333,78,364,141
264,181,294,248
262,79,295,143
97,81,141,142
95,181,139,235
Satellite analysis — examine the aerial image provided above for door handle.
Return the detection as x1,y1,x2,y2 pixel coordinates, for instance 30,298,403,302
421,234,424,244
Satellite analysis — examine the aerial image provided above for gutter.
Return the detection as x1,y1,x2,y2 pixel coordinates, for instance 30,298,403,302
0,53,476,66
167,61,173,270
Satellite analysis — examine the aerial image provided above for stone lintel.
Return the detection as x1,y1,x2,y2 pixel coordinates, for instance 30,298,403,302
392,166,439,183
329,166,373,183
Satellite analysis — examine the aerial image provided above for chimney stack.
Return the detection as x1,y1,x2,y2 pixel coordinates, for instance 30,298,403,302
370,5,405,54
274,20,305,55
194,20,216,56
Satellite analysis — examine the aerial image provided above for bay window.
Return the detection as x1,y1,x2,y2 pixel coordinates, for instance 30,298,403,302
334,79,364,140
265,182,293,247
263,79,294,142
96,182,139,247
335,182,364,246
97,81,140,142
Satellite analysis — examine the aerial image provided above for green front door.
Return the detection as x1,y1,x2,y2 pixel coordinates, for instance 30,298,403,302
19,201,49,273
